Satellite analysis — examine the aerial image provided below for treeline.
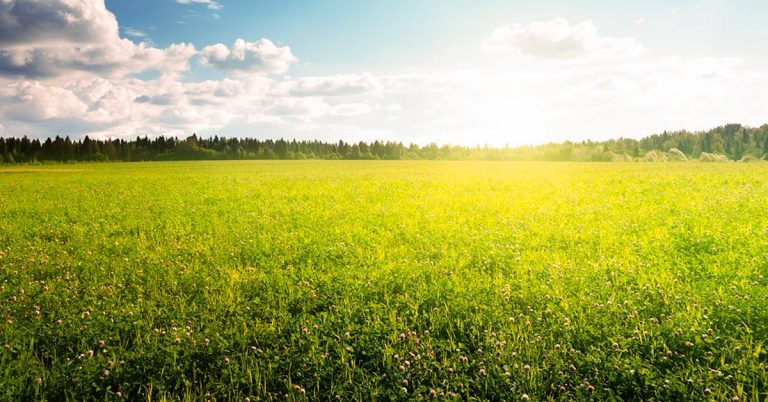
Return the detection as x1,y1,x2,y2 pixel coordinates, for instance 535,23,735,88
2,123,768,163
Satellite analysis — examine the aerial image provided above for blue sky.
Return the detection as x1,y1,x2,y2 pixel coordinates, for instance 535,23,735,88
0,0,767,145
107,0,768,71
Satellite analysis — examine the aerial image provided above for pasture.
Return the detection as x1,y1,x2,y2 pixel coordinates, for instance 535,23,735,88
1,161,767,401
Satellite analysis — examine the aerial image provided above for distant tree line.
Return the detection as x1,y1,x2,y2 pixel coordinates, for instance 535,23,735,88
2,123,768,164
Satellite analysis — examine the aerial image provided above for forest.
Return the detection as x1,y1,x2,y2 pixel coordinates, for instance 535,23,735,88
1,123,767,163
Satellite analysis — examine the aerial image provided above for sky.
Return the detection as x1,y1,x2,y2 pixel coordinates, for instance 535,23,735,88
0,0,767,146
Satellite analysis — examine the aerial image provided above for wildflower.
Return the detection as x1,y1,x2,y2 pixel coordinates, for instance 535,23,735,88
478,368,487,376
103,369,110,377
402,379,408,386
224,357,230,365
521,394,529,401
587,385,595,392
429,389,437,398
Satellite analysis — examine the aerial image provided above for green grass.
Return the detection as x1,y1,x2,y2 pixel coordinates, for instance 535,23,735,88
1,161,767,401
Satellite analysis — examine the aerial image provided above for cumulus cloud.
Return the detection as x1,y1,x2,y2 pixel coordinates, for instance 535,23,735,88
200,39,297,75
175,0,222,10
0,0,197,78
0,0,117,46
251,92,384,124
0,80,88,121
276,73,379,97
0,41,196,78
383,103,402,112
263,97,327,118
482,18,645,60
329,103,375,117
0,1,303,138
1,2,765,148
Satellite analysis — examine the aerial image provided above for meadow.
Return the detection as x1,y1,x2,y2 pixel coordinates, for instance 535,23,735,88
1,161,767,401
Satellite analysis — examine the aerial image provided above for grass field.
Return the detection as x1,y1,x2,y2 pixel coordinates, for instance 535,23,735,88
1,161,767,401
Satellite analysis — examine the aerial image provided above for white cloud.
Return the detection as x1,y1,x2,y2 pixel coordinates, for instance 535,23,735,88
329,103,375,117
200,39,297,75
0,40,196,78
3,53,766,145
0,71,268,139
0,0,197,78
124,27,148,39
175,0,222,10
1,80,88,121
383,103,402,112
0,0,117,46
276,73,380,97
0,4,765,148
263,97,328,119
482,18,645,60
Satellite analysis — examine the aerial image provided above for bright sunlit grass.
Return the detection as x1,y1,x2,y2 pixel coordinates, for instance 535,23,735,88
1,161,767,400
